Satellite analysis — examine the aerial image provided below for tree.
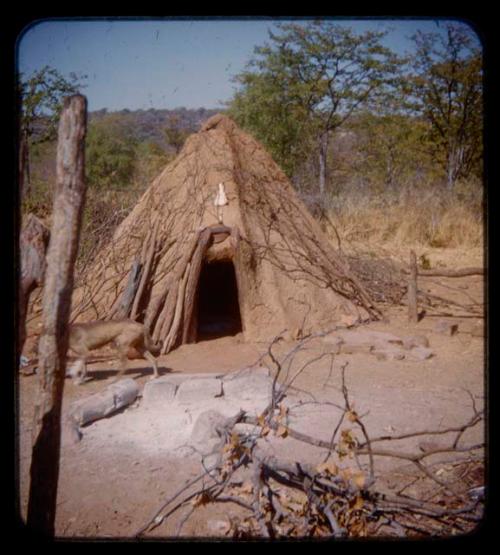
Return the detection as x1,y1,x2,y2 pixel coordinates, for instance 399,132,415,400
18,66,85,197
229,21,402,196
408,23,483,189
163,113,190,155
229,71,314,178
85,115,138,189
350,112,437,193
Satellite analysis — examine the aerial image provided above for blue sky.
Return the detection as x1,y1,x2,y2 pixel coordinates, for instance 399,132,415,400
17,18,479,112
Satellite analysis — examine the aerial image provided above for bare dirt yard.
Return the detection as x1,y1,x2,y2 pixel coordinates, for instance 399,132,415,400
16,248,485,540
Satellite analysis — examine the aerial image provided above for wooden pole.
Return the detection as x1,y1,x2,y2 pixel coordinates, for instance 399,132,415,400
27,95,87,536
408,250,418,324
18,214,50,355
414,267,484,278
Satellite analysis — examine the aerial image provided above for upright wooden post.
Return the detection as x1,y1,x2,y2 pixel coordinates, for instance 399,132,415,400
18,214,50,355
27,95,87,536
408,250,418,323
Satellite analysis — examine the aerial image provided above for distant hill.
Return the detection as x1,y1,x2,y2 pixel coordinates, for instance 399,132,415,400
31,107,221,147
88,107,220,147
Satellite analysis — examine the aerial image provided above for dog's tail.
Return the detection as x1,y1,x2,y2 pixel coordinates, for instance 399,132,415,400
144,327,162,356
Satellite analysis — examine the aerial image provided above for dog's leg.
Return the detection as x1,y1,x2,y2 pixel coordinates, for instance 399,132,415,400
69,348,90,385
110,344,129,382
143,350,159,380
76,358,88,385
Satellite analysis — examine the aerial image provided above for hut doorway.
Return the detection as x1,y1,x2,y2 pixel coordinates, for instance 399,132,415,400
196,258,242,340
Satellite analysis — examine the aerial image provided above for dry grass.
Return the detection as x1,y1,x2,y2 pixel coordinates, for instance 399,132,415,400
328,183,484,252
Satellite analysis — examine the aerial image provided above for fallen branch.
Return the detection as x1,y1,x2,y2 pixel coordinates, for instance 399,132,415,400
134,337,484,539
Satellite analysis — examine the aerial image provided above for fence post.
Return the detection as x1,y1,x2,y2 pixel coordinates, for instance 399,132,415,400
408,250,418,323
26,95,87,535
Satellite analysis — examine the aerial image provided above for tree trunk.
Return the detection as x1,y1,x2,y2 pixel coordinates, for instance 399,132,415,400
19,131,30,199
446,145,464,191
27,95,87,536
318,131,328,198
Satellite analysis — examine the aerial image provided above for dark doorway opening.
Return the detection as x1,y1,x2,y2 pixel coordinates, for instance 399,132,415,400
196,259,242,340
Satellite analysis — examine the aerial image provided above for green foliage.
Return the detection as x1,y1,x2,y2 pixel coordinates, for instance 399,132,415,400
228,72,314,176
134,140,173,185
20,141,57,218
407,23,483,188
85,115,138,189
349,112,440,192
163,113,190,154
228,21,403,192
18,65,85,144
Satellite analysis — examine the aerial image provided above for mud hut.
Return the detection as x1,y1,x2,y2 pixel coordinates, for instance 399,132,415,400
72,114,379,353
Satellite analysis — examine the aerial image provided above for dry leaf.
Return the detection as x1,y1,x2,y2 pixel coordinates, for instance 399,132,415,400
340,467,352,481
276,425,288,438
352,494,364,511
240,482,254,494
346,410,358,422
230,432,240,444
316,461,339,476
261,425,271,437
192,491,211,507
352,472,366,489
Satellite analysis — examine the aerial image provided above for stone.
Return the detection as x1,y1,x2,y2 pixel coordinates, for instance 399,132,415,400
107,378,141,405
175,378,223,405
222,371,273,401
434,320,459,336
341,343,373,355
336,330,405,354
367,331,404,347
190,410,230,454
150,372,223,388
223,366,271,380
207,519,230,536
69,378,139,427
408,347,434,361
419,440,442,453
142,380,178,405
402,334,430,350
372,348,405,361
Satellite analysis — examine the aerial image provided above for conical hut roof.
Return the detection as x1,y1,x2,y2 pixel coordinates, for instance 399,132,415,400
73,114,379,352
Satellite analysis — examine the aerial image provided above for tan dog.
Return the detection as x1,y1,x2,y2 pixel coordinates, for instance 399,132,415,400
67,319,161,384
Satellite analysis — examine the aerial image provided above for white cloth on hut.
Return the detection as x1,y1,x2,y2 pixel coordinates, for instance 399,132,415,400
214,182,228,223
214,183,228,207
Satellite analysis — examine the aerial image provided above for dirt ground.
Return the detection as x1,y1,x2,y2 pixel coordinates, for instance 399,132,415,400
16,250,485,540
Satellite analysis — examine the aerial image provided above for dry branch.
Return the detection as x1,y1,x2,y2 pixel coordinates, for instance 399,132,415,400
135,334,484,539
405,267,484,278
